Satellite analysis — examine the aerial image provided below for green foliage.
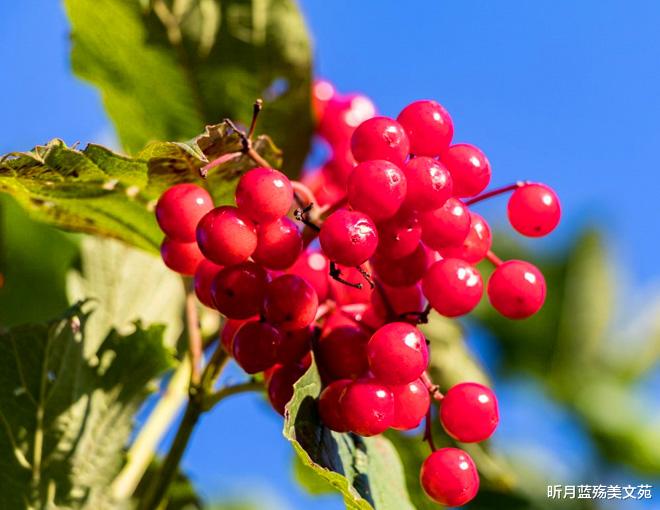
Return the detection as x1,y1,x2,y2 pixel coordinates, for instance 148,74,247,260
64,0,313,176
0,303,173,509
284,360,414,510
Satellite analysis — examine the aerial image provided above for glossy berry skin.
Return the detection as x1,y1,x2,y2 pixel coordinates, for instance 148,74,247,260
160,238,205,275
220,318,246,354
318,94,376,145
367,322,428,385
440,382,499,442
441,143,491,198
155,184,214,242
232,320,282,374
391,379,431,430
351,116,410,165
317,324,370,380
211,262,268,320
373,242,429,287
423,259,483,317
196,206,257,266
439,212,492,263
507,183,561,237
420,448,479,507
403,157,453,211
397,100,454,157
340,378,394,436
420,198,471,250
375,209,421,260
371,283,425,321
252,216,303,269
264,274,319,331
488,260,546,319
318,379,352,432
193,259,223,308
347,160,407,222
319,209,378,266
302,166,345,207
267,362,308,415
287,250,330,302
235,167,293,224
277,327,313,365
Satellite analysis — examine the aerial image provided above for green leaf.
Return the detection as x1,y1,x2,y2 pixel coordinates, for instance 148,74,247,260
0,124,281,251
65,0,313,176
0,303,174,509
284,360,414,510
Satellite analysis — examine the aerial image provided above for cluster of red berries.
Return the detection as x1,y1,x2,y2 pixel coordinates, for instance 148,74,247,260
154,81,560,507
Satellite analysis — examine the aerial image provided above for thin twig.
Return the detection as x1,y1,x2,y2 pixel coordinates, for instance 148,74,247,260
202,379,264,411
184,278,202,386
294,204,321,232
329,261,362,289
423,409,437,452
486,249,504,266
464,181,528,206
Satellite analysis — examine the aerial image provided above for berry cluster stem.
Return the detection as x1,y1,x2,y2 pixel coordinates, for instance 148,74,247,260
184,278,203,386
423,409,437,452
464,181,528,206
421,371,444,402
486,250,504,266
329,261,363,289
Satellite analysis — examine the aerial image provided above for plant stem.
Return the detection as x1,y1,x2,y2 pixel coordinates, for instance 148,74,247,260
184,278,202,386
464,181,527,206
486,249,504,266
421,371,444,402
202,379,264,411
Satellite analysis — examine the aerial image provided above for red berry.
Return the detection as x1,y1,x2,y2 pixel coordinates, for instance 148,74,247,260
232,320,282,374
301,167,345,207
439,212,491,263
440,382,499,442
397,100,454,157
193,259,223,308
403,157,453,211
371,283,425,320
317,323,370,380
220,318,246,354
487,260,546,319
373,242,429,287
277,327,313,365
287,249,330,302
420,448,479,507
318,379,352,432
420,198,470,250
347,160,407,222
319,209,378,266
235,167,293,223
390,379,431,430
507,183,561,237
160,237,205,275
329,264,374,305
340,378,394,436
196,206,257,266
252,216,303,269
441,143,491,198
267,362,308,415
423,259,483,317
264,274,319,331
210,262,268,320
375,209,421,260
367,322,428,385
312,79,336,121
155,184,213,242
318,94,376,144
351,116,410,165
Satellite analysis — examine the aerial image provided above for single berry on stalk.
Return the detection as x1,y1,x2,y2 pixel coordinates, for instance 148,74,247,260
264,274,319,331
441,143,491,198
347,159,407,221
340,378,394,436
156,183,213,242
210,262,268,319
319,209,378,266
420,197,471,250
487,260,546,318
390,379,431,430
403,156,453,211
232,320,282,374
252,216,303,269
507,183,561,237
439,211,492,263
420,448,480,507
350,116,410,165
160,238,205,276
440,382,499,442
367,322,428,385
235,167,294,223
423,258,483,317
318,379,352,432
397,100,454,157
196,206,257,266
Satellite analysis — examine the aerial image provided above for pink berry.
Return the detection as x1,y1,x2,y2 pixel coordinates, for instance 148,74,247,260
312,79,336,121
487,260,546,319
319,209,378,266
440,382,499,442
423,259,483,317
507,183,561,237
220,318,246,354
340,378,394,436
252,216,303,269
439,212,491,263
318,94,376,144
317,323,370,380
397,100,454,157
155,184,214,242
441,143,491,198
193,259,223,308
160,238,205,275
211,262,268,320
420,448,479,507
318,379,352,432
277,327,313,365
420,198,471,250
347,160,407,222
403,157,453,211
264,274,318,331
367,322,428,385
302,166,345,207
351,116,410,165
287,249,330,302
373,242,429,287
235,167,293,223
267,362,308,415
390,379,431,430
375,209,421,260
232,320,282,374
196,206,257,266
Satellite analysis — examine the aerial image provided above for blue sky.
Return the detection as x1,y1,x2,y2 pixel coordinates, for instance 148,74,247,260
3,1,660,509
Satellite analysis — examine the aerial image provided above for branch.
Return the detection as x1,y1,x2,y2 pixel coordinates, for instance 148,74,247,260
184,278,202,386
202,379,264,411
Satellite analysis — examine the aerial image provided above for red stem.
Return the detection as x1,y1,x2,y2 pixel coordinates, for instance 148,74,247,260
486,250,504,266
421,371,444,402
464,181,528,206
423,409,436,452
